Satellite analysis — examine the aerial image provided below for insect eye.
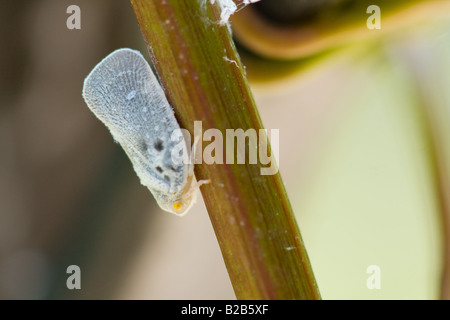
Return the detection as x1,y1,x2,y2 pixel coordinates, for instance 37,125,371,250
173,202,182,211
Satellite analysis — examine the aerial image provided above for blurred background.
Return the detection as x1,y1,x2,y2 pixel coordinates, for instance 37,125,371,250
0,0,449,299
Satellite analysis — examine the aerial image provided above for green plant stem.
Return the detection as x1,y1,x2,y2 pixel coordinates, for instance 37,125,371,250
129,0,320,299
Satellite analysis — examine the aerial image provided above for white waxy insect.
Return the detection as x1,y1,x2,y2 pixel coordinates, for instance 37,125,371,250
82,48,208,216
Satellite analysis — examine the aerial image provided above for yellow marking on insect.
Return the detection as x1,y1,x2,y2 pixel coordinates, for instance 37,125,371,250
173,202,182,211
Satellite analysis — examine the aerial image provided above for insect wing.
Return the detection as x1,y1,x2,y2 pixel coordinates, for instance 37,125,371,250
82,48,186,194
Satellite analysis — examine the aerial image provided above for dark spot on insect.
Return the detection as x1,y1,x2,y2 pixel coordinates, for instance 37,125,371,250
154,140,164,152
170,165,178,172
142,141,148,151
156,166,163,173
164,175,170,182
